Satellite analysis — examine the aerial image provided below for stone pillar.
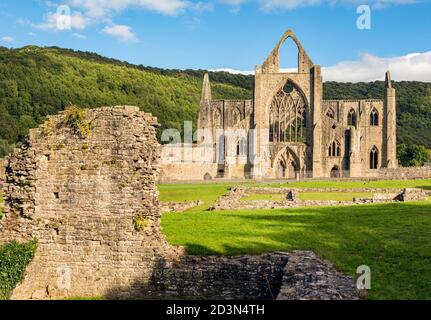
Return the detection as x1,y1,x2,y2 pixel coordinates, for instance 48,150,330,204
250,66,267,180
383,71,397,169
201,73,212,101
311,65,323,178
349,126,362,177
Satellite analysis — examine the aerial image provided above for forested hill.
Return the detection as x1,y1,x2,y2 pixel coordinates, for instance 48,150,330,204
0,45,430,157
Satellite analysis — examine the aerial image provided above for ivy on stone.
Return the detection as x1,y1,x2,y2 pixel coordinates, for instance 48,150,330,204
0,240,37,300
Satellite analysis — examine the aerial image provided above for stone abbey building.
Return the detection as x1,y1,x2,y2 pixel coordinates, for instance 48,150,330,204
161,30,398,181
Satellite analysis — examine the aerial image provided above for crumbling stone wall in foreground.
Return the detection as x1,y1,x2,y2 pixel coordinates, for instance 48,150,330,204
0,106,358,300
0,106,182,299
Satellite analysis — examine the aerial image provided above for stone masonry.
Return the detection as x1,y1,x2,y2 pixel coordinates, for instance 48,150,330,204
211,186,428,211
0,106,359,300
0,106,181,299
162,30,403,181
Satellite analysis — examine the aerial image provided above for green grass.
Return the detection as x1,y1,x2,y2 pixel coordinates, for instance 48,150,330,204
158,183,237,213
240,193,285,201
162,202,431,300
299,192,373,201
285,178,431,190
160,179,431,300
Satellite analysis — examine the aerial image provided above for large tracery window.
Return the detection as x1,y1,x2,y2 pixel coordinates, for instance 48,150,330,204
269,81,307,143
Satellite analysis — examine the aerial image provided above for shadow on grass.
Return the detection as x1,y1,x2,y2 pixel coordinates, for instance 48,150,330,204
162,202,431,299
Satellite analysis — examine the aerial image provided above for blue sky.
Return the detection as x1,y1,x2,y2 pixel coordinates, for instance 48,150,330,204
0,0,430,82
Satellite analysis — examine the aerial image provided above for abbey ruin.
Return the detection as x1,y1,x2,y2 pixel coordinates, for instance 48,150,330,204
161,30,399,181
0,106,359,300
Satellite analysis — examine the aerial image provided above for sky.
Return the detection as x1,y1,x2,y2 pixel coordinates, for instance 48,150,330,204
0,0,430,82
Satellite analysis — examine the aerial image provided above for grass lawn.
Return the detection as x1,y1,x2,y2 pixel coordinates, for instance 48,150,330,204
160,179,431,300
284,178,431,190
158,183,236,212
299,192,373,201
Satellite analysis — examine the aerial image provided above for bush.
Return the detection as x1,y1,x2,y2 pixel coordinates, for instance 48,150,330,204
397,144,429,167
133,214,149,232
0,240,37,300
60,107,92,138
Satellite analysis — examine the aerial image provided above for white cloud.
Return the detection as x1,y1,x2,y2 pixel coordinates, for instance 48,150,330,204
1,36,15,43
102,24,139,42
66,0,190,17
211,51,431,82
33,10,89,31
323,51,431,82
210,68,254,74
221,0,419,11
72,33,87,39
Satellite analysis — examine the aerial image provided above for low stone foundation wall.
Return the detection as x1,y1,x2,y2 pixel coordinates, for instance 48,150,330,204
148,251,358,300
151,253,290,300
211,186,428,211
161,201,203,213
377,167,431,179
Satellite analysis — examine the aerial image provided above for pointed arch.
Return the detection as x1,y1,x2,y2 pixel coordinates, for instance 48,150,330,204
262,30,314,73
213,108,222,128
269,80,307,143
370,146,379,169
370,108,379,126
326,107,335,120
347,108,357,126
279,36,299,72
275,154,298,179
232,107,242,125
328,140,341,157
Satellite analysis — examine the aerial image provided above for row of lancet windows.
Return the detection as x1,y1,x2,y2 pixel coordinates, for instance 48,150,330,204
329,108,380,127
328,142,379,170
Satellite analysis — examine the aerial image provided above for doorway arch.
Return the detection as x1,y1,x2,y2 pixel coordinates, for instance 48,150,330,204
330,166,340,178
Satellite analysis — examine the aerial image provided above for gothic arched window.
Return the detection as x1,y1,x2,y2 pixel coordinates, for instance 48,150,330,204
326,108,335,120
370,108,379,126
214,109,222,127
370,146,379,169
269,81,307,143
347,109,356,126
328,141,341,157
232,108,242,125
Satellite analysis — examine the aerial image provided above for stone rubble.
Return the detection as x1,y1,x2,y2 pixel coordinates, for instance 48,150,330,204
277,251,359,300
161,200,203,213
211,186,428,211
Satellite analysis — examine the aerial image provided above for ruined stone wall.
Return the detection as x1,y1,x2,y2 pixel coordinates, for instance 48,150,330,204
376,167,431,179
211,186,428,211
0,158,6,182
149,252,357,300
160,163,220,182
0,106,181,299
151,253,290,300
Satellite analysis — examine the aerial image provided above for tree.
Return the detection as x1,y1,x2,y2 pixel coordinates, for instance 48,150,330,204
397,144,429,167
